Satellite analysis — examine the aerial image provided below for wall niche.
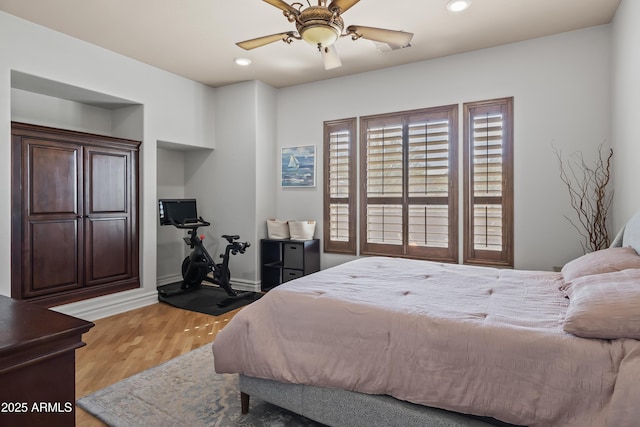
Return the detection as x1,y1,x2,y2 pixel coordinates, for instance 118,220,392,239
10,71,144,306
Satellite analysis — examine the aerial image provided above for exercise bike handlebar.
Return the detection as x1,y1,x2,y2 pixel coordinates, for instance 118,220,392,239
169,216,211,229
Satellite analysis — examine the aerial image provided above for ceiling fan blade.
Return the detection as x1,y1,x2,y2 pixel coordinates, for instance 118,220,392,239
328,0,360,14
347,25,413,48
321,45,342,70
237,32,295,50
262,0,300,16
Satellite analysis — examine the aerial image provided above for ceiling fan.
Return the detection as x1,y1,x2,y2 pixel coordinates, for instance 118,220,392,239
237,0,414,70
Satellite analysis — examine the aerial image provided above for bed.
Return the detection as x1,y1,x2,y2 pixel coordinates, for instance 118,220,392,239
213,213,640,427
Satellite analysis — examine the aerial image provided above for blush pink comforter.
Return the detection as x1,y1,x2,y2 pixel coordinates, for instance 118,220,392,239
213,257,640,427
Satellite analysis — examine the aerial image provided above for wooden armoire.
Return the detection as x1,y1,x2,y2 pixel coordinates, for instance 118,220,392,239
11,122,140,307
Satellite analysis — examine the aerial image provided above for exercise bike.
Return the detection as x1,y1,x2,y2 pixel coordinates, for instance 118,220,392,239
158,199,250,303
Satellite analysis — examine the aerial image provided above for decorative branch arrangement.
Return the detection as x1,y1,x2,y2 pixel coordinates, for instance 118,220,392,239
554,141,613,253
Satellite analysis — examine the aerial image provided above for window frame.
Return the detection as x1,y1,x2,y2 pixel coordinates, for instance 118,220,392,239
359,105,459,262
323,117,358,254
463,97,514,267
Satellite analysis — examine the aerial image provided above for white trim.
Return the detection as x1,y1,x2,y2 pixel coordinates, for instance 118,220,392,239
51,289,158,321
230,278,261,293
160,273,261,293
156,273,183,287
51,278,261,322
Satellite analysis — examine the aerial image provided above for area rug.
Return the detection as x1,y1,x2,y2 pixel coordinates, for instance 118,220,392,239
77,344,323,426
157,282,262,316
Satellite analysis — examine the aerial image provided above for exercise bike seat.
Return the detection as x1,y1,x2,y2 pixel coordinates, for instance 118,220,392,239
222,234,240,242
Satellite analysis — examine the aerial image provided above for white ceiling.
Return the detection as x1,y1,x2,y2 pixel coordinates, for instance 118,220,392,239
0,0,621,88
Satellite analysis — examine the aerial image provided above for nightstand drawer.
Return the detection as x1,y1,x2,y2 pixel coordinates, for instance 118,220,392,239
282,269,303,283
283,243,304,268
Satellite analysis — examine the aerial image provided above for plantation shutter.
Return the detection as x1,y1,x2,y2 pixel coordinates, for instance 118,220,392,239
323,118,357,254
407,114,452,251
463,98,514,266
364,118,404,254
360,105,458,261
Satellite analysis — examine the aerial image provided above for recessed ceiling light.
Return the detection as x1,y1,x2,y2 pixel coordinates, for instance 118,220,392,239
234,58,251,66
447,0,471,12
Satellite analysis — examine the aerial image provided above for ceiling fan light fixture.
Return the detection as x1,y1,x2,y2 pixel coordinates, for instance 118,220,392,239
296,6,344,48
301,25,340,47
446,0,471,13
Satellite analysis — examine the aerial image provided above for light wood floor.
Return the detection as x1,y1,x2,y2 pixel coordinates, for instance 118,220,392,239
75,302,242,426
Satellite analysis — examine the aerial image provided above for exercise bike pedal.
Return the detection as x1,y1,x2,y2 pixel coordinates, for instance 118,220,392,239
216,291,255,308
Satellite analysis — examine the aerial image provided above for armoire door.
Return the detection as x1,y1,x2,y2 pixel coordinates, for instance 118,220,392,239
84,146,136,287
20,139,84,299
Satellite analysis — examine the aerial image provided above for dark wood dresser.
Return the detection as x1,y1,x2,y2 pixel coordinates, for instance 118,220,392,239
0,295,94,426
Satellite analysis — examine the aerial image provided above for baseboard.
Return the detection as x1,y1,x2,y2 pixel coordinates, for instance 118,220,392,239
51,289,158,322
231,278,261,293
158,274,260,293
157,273,183,287
51,277,261,322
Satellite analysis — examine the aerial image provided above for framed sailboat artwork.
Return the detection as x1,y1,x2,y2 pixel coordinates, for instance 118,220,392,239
281,145,316,187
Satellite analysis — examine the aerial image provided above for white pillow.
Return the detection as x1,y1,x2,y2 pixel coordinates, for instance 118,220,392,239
563,269,640,340
560,247,640,290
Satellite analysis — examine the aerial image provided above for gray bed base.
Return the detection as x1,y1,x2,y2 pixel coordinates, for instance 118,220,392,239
239,375,520,427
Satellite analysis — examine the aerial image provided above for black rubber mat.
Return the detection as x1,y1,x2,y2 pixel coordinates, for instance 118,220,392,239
157,282,262,316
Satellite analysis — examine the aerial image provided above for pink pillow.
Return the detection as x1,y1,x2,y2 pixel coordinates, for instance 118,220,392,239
563,269,640,340
560,247,640,290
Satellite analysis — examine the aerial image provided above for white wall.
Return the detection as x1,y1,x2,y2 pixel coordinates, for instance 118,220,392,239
254,82,279,275
276,25,612,271
184,81,278,290
11,88,114,134
156,147,187,284
0,11,216,320
611,0,640,230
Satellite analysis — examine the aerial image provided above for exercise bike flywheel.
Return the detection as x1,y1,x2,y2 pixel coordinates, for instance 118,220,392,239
181,256,206,289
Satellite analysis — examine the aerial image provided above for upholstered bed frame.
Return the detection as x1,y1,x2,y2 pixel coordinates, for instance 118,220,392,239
238,211,640,427
611,210,640,252
239,374,515,426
